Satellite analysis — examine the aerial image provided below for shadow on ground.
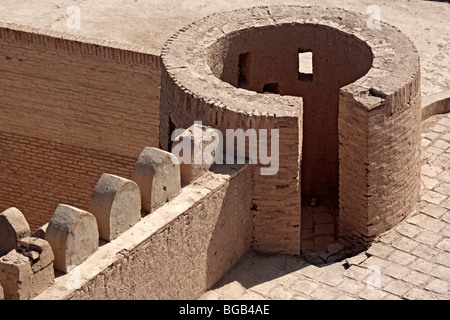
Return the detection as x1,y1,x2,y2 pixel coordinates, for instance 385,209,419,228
210,250,352,291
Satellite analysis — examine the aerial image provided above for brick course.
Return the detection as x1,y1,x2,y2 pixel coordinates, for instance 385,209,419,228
0,25,161,230
0,131,135,230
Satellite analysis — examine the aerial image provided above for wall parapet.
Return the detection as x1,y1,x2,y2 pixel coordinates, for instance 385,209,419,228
0,21,161,66
35,163,252,300
0,138,253,299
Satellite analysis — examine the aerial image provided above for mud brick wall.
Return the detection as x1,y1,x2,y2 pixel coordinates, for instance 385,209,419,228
160,61,302,255
338,53,422,246
0,131,134,232
0,24,161,230
37,164,253,300
340,73,422,242
159,5,422,254
338,98,371,244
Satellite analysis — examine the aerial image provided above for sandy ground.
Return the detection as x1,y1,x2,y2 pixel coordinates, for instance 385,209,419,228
0,0,448,96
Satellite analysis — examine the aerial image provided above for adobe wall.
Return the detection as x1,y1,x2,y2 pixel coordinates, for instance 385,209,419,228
159,5,422,254
338,74,422,243
160,60,301,255
0,23,161,230
160,9,302,255
36,164,253,300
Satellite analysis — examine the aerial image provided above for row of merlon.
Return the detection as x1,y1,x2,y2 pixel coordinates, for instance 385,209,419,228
0,132,213,300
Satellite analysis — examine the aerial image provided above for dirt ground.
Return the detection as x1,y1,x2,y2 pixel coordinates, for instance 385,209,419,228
0,0,448,96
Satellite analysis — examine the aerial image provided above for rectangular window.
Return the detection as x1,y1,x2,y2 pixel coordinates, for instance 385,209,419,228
262,83,280,94
238,52,251,87
298,50,313,81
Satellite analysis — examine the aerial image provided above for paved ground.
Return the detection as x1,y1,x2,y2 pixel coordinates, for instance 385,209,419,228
200,112,450,300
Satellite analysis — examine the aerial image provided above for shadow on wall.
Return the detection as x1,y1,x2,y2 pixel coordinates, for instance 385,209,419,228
168,123,255,294
209,22,374,253
205,164,254,290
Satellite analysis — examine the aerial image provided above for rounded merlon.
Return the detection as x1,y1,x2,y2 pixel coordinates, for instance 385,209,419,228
18,236,54,273
45,204,99,273
131,147,181,213
89,173,142,241
171,123,216,184
0,207,31,255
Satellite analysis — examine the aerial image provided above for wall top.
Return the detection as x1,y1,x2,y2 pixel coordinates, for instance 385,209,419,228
161,5,420,115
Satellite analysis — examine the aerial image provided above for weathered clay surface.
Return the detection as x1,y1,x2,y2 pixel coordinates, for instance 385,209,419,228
89,173,141,241
45,204,99,273
18,237,55,273
0,237,54,300
0,250,31,300
131,147,181,213
36,164,253,300
32,223,48,240
0,207,30,255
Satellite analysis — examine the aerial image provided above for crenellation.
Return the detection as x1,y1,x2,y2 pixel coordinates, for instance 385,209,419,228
131,147,181,214
88,173,141,241
0,142,220,299
0,207,31,255
45,204,99,273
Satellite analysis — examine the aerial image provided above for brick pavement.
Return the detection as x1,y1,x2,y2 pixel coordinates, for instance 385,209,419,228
200,112,450,300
